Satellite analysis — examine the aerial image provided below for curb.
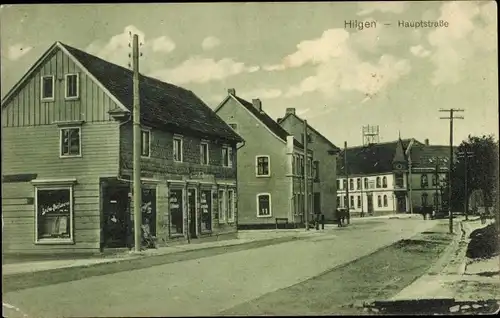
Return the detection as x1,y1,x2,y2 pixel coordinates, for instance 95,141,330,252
426,221,463,275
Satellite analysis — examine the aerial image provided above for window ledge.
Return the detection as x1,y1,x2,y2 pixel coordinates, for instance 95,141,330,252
35,239,74,245
54,120,85,127
257,215,273,218
60,154,82,159
31,177,77,186
65,97,80,101
41,98,55,103
141,155,151,159
256,174,271,178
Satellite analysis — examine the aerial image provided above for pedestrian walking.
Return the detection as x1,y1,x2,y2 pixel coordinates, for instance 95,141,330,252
321,214,325,230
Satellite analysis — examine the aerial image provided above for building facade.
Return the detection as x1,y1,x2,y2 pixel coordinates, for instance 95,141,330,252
1,42,243,255
336,138,452,217
215,89,313,229
277,108,340,222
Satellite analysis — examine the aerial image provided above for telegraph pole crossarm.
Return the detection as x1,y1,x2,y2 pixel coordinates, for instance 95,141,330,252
439,108,465,234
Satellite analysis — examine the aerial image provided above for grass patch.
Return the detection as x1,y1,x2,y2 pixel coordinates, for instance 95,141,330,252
2,236,303,293
220,225,452,316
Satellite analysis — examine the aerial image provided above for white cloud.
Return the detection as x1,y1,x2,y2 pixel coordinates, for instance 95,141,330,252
201,36,221,51
426,1,496,85
240,88,283,100
410,45,431,58
150,57,260,85
266,28,410,99
357,2,409,16
85,25,175,70
6,43,33,61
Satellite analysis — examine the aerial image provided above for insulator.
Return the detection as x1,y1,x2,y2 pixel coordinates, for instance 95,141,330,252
140,53,143,57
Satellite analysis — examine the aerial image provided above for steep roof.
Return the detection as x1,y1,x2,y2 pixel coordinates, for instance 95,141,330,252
337,139,417,175
409,144,456,169
277,112,341,152
231,95,304,149
2,41,243,143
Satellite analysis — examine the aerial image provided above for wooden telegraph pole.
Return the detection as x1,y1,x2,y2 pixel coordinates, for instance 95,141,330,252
344,141,350,224
132,34,142,252
439,108,464,234
457,150,474,221
304,120,309,231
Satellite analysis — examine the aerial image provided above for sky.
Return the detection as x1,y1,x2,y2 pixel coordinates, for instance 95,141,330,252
1,2,498,147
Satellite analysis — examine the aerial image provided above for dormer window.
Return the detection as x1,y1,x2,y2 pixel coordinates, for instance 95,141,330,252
41,75,54,101
65,74,79,99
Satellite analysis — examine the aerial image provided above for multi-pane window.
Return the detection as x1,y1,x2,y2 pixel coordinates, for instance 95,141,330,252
141,130,150,157
257,193,271,217
200,142,209,165
222,145,233,167
173,137,183,162
218,190,226,222
382,177,387,188
60,127,81,157
383,195,388,207
169,189,183,235
65,74,79,99
41,75,54,100
421,175,428,188
36,187,73,242
256,155,270,176
227,189,235,222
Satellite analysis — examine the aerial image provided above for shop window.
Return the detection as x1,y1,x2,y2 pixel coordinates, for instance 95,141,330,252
257,193,271,217
142,188,156,236
169,189,184,236
35,187,73,243
200,190,212,232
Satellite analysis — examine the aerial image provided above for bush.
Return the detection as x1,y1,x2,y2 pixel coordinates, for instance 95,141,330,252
466,224,499,259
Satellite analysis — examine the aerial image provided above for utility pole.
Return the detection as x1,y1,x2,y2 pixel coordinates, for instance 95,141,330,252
439,108,464,234
132,34,142,252
458,150,474,221
304,120,309,231
344,141,350,224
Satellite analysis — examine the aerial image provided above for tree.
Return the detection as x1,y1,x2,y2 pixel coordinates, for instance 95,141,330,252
452,135,498,222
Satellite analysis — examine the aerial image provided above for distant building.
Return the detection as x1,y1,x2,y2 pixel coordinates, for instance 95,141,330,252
1,41,243,255
277,108,340,222
337,138,454,216
215,89,313,228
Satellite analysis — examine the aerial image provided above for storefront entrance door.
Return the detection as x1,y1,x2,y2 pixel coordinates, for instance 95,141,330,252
188,189,197,239
103,186,129,248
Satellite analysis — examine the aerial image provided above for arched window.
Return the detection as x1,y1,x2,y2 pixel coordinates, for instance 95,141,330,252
349,179,354,190
377,195,382,207
422,193,428,206
432,174,437,186
421,175,428,188
357,178,361,190
364,178,368,189
376,177,381,188
382,177,387,188
383,195,388,207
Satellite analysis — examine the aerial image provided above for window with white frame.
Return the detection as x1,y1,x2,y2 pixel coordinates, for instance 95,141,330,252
256,155,270,176
35,187,73,242
350,195,354,208
141,130,150,157
173,137,183,162
65,74,79,99
60,127,81,157
222,145,233,167
257,193,271,217
227,189,235,222
218,190,226,222
41,75,54,100
200,142,209,165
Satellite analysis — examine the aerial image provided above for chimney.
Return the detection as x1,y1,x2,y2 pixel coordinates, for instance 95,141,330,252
252,99,262,111
286,108,296,115
228,88,236,96
277,117,283,123
424,138,429,146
